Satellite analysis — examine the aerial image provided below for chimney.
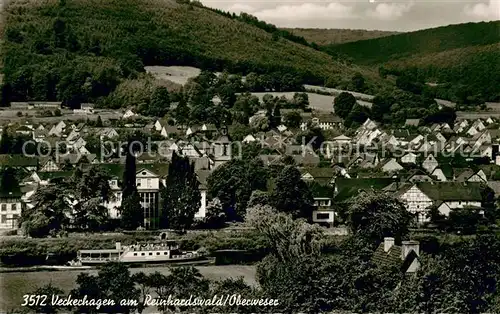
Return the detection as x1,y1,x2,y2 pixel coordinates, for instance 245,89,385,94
115,242,121,251
384,237,395,252
401,240,419,260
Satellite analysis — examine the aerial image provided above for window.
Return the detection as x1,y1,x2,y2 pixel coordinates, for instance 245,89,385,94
164,252,168,255
136,180,141,187
1,204,6,211
11,204,16,211
141,253,145,256
156,252,160,255
1,215,6,223
147,179,152,188
316,213,330,220
149,252,153,256
133,253,137,256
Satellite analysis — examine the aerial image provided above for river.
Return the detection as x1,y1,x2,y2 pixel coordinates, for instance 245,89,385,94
0,265,257,313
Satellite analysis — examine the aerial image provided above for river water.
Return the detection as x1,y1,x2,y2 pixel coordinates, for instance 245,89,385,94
0,265,257,313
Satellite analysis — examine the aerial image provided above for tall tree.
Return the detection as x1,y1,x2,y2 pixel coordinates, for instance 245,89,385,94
95,115,103,127
70,166,112,231
148,86,170,117
19,185,71,237
173,96,190,126
120,141,143,230
0,127,12,154
120,191,143,230
122,141,137,200
160,152,201,230
347,191,414,245
333,92,356,119
271,165,314,219
207,158,268,220
0,166,19,193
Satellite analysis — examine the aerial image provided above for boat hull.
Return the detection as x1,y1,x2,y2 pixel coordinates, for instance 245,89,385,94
80,255,206,266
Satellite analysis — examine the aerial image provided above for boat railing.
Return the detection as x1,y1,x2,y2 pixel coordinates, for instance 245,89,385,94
80,257,120,261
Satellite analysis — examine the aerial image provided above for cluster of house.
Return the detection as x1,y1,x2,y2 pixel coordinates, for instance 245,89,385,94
0,117,232,229
1,112,500,230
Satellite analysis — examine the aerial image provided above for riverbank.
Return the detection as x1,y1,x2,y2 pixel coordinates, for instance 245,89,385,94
0,265,257,313
0,257,217,273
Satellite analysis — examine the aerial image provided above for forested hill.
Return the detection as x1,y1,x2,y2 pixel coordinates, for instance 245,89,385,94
0,0,378,104
281,28,399,46
322,21,500,102
324,21,499,65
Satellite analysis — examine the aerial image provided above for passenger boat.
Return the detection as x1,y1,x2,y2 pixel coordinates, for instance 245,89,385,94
75,241,204,265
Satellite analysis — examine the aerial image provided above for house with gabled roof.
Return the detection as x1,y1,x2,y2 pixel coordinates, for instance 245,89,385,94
466,125,479,136
101,164,207,228
122,109,137,119
430,167,448,182
372,238,420,273
334,177,396,202
422,154,439,173
39,156,60,172
472,119,486,132
401,152,418,164
397,182,484,222
406,169,433,183
332,134,351,144
300,168,336,185
470,130,491,148
310,114,343,130
381,158,403,173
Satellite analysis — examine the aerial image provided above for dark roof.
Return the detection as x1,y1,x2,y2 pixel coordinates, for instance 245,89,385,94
293,153,320,166
372,243,402,268
308,182,333,198
98,163,170,178
37,171,73,181
454,168,475,182
416,182,484,201
0,188,22,198
300,167,336,179
334,177,395,201
0,155,38,167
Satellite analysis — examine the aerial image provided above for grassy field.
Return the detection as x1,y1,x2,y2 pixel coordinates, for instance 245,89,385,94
145,65,201,86
246,91,373,112
0,265,257,313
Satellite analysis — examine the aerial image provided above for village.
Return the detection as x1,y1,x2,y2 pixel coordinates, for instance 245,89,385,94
1,97,499,232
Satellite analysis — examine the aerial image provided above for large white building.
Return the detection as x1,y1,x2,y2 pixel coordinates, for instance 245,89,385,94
104,167,207,229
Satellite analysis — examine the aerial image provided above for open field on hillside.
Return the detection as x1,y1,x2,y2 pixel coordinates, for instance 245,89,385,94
145,66,201,85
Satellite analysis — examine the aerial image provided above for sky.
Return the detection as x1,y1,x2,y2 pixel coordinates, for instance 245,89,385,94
201,0,500,31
